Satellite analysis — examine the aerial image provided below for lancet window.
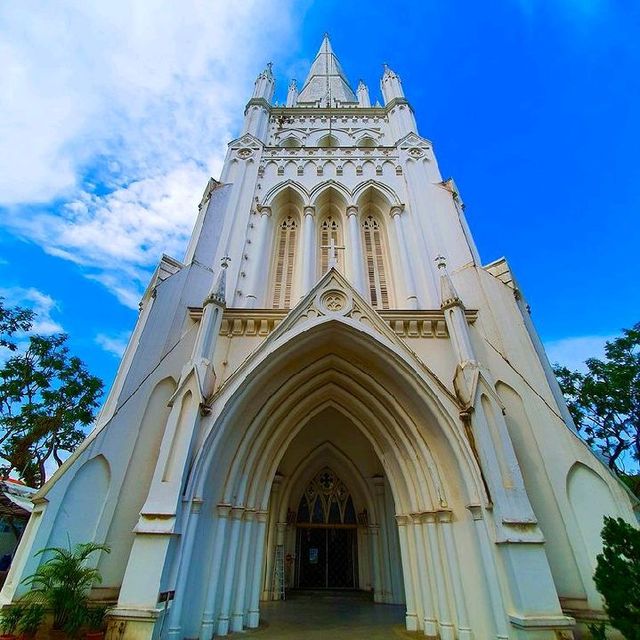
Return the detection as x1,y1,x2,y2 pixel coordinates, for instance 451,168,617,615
361,215,390,309
273,216,298,308
296,468,357,525
319,215,343,275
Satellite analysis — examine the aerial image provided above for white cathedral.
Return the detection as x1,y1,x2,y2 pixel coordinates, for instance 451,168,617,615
2,36,637,640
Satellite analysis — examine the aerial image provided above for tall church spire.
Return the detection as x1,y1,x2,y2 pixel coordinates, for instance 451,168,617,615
297,34,357,106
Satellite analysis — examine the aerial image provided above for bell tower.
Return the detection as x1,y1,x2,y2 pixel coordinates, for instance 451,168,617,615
221,33,481,315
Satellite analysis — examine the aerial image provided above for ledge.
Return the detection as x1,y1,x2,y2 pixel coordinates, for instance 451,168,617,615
509,614,575,629
187,307,477,339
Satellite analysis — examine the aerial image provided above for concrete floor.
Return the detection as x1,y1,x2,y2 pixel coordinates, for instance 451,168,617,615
247,591,414,639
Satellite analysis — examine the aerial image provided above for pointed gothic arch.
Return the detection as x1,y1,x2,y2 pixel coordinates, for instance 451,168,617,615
313,185,347,277
278,441,377,524
352,180,401,207
173,316,489,636
262,180,310,208
268,186,305,308
354,182,398,309
309,179,352,205
318,133,340,148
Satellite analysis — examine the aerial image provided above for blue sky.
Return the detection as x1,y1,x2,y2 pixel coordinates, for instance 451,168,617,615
1,0,639,393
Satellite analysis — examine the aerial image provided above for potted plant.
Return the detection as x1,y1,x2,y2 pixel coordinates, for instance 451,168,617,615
21,542,110,639
0,604,24,640
17,604,44,640
83,606,109,640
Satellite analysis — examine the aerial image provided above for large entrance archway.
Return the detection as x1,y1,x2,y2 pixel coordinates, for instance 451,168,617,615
171,316,495,639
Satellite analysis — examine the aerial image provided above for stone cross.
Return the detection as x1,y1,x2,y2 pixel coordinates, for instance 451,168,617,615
321,238,345,268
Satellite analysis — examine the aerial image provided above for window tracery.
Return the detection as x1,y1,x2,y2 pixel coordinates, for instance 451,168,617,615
319,215,343,275
361,215,390,309
273,216,298,308
296,468,356,525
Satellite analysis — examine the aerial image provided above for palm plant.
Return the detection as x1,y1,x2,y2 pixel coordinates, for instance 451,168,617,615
0,604,24,638
17,603,45,639
21,542,110,636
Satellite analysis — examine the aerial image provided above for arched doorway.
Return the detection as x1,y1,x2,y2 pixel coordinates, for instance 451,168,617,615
175,318,493,638
295,467,358,590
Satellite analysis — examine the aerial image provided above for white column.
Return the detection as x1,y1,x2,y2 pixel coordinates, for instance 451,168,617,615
244,205,272,308
247,511,268,629
200,504,232,640
262,479,281,600
390,205,419,309
231,510,255,632
302,205,316,296
423,513,455,640
395,516,419,631
346,205,366,295
217,507,245,636
166,498,203,640
368,525,384,603
373,478,393,603
437,511,473,640
410,513,438,638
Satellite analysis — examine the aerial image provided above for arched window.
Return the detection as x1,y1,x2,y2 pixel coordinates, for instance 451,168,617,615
319,215,343,275
297,468,356,525
273,216,297,308
281,136,302,148
361,215,390,309
318,133,339,148
356,135,376,148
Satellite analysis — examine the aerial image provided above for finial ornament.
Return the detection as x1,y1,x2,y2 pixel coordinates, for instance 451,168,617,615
289,79,297,89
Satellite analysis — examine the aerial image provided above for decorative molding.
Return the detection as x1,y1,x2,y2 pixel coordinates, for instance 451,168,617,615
189,303,478,338
188,307,477,339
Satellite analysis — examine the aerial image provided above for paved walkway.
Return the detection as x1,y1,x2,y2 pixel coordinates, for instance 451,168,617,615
246,591,414,640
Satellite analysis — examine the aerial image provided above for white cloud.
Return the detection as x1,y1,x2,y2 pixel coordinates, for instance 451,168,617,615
0,0,300,306
95,331,131,358
544,334,614,373
0,286,63,334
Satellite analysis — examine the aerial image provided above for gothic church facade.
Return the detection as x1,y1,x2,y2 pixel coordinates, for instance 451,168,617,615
2,36,637,640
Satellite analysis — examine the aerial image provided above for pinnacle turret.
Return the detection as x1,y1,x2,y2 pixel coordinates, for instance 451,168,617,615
357,80,371,107
252,62,275,101
381,63,404,104
286,79,298,107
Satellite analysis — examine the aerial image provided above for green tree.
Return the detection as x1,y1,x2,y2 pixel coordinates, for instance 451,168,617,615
0,297,34,352
590,516,640,640
554,322,640,492
0,299,103,488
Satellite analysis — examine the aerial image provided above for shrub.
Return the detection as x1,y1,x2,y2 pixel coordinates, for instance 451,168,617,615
592,517,640,640
21,542,110,636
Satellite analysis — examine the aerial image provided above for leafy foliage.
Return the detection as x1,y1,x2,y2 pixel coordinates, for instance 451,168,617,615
592,517,640,640
0,603,24,635
17,603,45,637
21,542,110,635
554,322,640,491
0,299,34,353
84,605,109,632
0,299,103,487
